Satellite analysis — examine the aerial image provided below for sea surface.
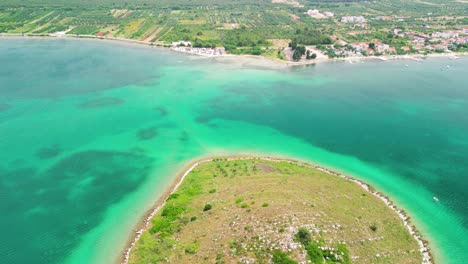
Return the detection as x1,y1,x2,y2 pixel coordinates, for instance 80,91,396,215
0,38,467,264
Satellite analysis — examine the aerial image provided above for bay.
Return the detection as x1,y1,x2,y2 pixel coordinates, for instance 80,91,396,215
0,38,467,263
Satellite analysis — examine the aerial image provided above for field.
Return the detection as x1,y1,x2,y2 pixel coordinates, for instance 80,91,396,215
128,158,423,264
0,0,467,56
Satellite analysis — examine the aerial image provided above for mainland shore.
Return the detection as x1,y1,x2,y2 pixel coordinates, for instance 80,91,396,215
1,32,466,68
120,155,433,264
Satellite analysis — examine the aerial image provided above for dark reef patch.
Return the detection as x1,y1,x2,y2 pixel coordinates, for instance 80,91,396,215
36,144,62,160
179,131,189,142
153,106,168,116
137,126,158,141
0,150,154,264
130,147,147,154
77,97,125,108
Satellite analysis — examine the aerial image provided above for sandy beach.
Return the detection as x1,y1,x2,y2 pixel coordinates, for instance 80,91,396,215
1,32,466,69
120,155,433,264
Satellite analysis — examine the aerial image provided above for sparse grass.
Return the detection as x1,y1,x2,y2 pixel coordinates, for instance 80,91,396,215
129,158,422,264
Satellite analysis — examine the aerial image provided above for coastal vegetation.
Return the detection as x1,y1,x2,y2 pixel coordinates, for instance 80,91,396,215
128,158,424,263
0,0,467,59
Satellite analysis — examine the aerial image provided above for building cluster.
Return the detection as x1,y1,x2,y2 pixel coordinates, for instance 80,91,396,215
406,28,468,52
349,42,396,55
341,16,367,23
306,9,334,19
171,41,225,56
374,16,392,21
321,27,467,58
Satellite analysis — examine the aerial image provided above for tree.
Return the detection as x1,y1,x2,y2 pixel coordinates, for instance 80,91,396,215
306,50,311,59
292,49,302,61
289,40,297,50
296,45,306,55
369,42,376,49
311,53,317,59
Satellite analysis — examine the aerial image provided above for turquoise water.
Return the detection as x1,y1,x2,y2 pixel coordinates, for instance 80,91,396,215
1,38,467,263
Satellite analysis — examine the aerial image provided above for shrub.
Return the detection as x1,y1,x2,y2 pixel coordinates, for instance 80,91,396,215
216,253,225,264
305,242,323,264
150,218,171,234
370,223,378,232
337,243,351,264
240,203,249,208
166,193,179,201
203,204,212,211
262,202,269,207
190,216,197,221
185,243,198,254
271,250,298,264
161,204,184,220
235,197,244,204
295,227,311,245
209,189,216,193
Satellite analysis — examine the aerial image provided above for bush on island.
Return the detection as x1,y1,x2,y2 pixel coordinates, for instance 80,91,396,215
203,204,212,211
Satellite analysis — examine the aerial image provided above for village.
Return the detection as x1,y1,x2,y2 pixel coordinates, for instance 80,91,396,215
302,9,468,60
287,22,468,62
322,27,468,59
159,7,468,62
170,24,467,62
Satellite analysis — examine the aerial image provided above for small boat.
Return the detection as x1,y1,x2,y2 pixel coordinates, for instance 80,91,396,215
433,196,439,202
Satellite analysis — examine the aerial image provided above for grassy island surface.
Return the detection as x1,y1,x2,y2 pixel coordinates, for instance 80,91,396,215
127,158,424,264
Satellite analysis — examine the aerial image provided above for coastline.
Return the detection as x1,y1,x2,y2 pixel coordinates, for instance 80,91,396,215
120,155,433,264
1,33,466,68
0,34,441,263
